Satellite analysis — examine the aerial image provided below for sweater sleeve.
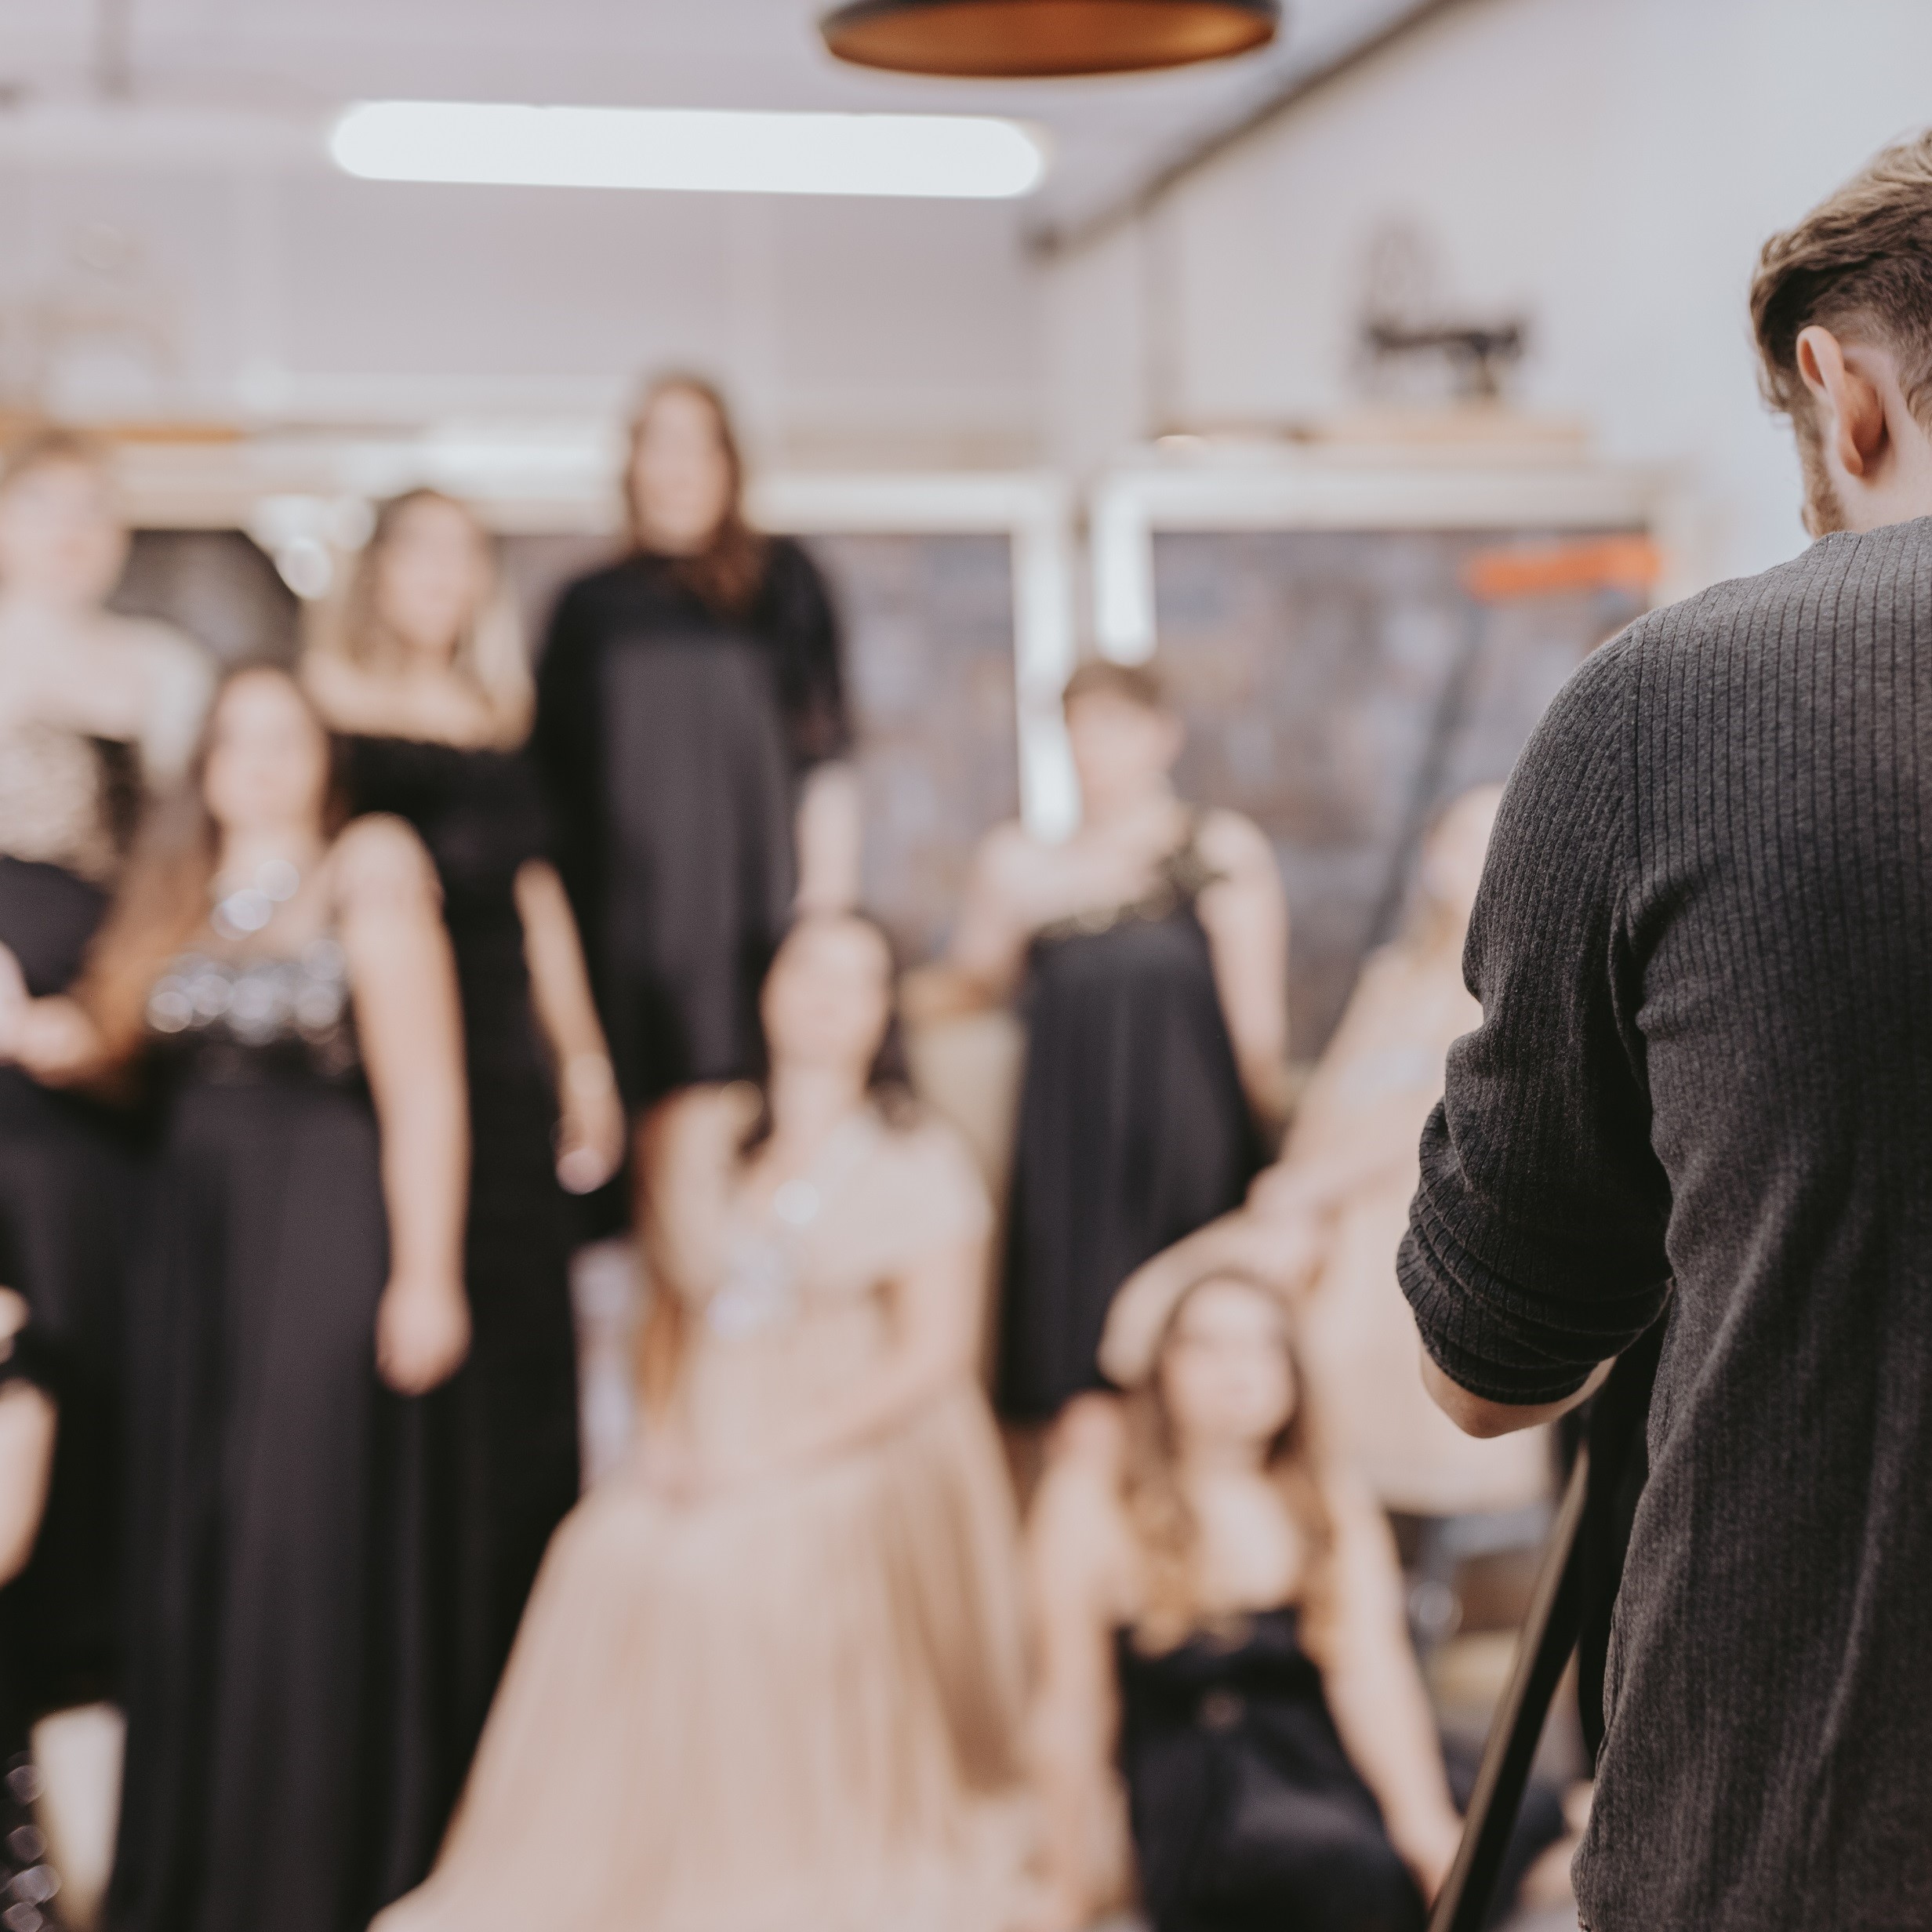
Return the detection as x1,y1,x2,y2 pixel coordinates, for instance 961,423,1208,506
1398,635,1673,1405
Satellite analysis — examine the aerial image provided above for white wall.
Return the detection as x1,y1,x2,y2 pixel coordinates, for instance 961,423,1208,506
0,152,1045,469
1042,0,1932,585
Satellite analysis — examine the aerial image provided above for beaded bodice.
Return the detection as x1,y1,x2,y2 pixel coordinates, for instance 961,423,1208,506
145,939,359,1082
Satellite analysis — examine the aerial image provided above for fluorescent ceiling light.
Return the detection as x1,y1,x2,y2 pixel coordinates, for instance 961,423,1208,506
329,101,1048,200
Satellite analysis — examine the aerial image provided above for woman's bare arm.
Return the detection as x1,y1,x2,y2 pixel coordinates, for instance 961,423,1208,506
131,627,216,783
514,859,624,1193
794,761,863,915
1195,810,1291,1128
0,1291,56,1588
0,1383,56,1588
1025,1454,1134,1930
1098,1208,1326,1386
336,816,471,1395
638,1086,755,1313
1313,1476,1464,1899
942,824,1041,1007
0,944,110,1088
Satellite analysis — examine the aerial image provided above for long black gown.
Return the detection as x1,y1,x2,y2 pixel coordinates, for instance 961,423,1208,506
0,724,144,1722
2,1314,67,1932
343,736,581,1822
1117,1607,1423,1932
531,538,849,1115
109,941,441,1932
996,835,1262,1421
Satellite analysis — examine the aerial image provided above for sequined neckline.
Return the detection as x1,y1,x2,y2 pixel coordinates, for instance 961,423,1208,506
1033,820,1223,947
147,938,358,1077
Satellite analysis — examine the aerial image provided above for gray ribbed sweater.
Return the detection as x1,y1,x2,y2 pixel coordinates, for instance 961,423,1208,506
1400,517,1932,1932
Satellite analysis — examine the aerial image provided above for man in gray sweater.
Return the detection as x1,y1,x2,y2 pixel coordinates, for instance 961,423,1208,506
1399,133,1932,1930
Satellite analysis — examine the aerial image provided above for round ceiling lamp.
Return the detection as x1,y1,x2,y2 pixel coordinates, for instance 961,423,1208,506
819,0,1280,79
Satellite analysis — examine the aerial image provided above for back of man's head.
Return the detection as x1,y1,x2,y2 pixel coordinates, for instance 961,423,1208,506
1751,131,1932,528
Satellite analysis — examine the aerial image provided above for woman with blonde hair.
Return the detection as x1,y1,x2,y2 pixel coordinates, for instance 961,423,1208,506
0,426,212,1736
304,488,623,1827
1025,1263,1464,1932
532,376,858,1148
0,663,470,1931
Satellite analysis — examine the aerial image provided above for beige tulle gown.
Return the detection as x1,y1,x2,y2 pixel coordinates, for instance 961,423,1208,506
375,1095,1030,1932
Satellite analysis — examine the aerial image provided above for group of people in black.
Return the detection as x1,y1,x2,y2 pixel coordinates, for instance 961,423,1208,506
0,375,1566,1932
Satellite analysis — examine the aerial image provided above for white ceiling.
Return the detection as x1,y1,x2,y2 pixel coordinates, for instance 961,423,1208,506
0,0,1422,226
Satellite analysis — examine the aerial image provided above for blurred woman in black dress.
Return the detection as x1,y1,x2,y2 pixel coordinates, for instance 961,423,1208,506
305,489,623,1817
532,376,859,1138
0,666,470,1932
0,429,211,1734
2,1279,65,1932
940,661,1287,1427
1026,1266,1464,1932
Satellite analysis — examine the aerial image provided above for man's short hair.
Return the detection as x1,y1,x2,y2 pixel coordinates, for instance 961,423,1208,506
1750,129,1932,434
1062,658,1168,716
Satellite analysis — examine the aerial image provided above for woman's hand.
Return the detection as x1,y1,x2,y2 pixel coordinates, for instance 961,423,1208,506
0,950,103,1084
0,944,27,1059
376,1273,471,1394
556,1052,626,1195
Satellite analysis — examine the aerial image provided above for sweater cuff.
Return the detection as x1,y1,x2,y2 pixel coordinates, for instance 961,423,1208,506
1399,1186,1669,1407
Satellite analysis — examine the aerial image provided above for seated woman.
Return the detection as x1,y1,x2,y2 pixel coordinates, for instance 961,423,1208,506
378,912,1031,1932
1026,1263,1465,1932
2,1280,67,1929
1104,786,1549,1523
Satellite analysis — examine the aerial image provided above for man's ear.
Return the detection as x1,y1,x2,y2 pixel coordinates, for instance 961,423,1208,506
1796,325,1887,480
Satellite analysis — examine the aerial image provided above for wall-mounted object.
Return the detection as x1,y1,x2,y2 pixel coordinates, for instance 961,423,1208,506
820,0,1278,78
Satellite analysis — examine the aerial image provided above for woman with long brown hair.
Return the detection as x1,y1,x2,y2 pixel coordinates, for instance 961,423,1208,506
1024,1265,1463,1932
0,664,470,1932
304,488,623,1825
531,376,858,1149
377,912,1029,1932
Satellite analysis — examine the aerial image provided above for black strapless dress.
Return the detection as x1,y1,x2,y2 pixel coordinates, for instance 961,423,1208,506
0,856,139,1718
109,943,441,1932
996,841,1262,1421
2,1318,67,1932
344,737,581,1821
1117,1607,1422,1932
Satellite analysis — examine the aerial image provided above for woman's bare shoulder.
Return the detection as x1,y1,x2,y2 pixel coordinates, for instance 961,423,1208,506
877,1107,993,1240
641,1081,757,1172
332,813,441,907
1195,806,1277,878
